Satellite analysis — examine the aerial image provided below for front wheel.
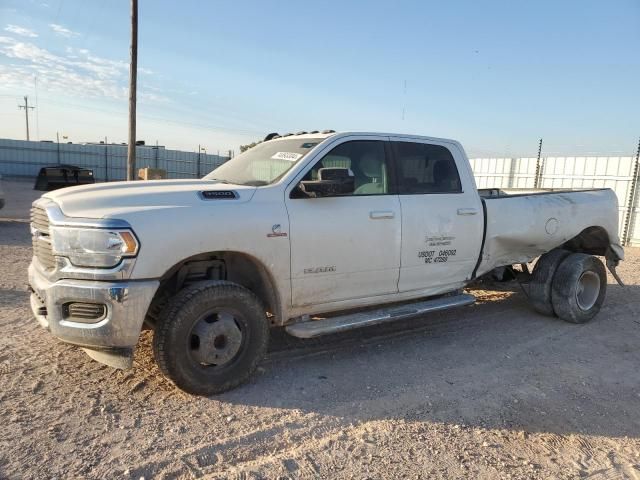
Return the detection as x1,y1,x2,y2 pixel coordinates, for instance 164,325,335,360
153,281,269,395
551,253,607,324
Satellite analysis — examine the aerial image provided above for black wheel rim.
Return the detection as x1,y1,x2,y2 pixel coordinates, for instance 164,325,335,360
187,308,246,368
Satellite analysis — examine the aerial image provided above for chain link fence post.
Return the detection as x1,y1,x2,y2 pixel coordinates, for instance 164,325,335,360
622,138,640,246
534,138,543,188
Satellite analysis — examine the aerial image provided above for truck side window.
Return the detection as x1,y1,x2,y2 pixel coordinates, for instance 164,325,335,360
301,140,389,196
392,141,462,194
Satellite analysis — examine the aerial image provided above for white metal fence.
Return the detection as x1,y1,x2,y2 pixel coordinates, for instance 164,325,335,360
0,138,228,181
469,156,640,247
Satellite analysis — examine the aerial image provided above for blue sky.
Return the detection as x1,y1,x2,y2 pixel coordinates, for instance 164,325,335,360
0,0,638,156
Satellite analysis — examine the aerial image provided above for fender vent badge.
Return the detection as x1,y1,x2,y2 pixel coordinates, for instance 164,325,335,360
199,190,237,200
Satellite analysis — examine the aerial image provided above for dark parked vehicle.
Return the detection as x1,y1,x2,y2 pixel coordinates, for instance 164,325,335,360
34,165,95,191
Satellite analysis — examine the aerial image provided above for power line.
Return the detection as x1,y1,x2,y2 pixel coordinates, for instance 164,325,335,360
34,96,270,136
54,0,64,24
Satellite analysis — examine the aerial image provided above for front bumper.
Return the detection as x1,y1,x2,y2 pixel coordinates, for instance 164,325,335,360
28,261,159,367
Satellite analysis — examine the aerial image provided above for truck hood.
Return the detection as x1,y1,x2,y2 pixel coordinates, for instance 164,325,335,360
43,179,257,219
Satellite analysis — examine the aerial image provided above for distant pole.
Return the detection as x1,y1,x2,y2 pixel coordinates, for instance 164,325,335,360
537,138,543,161
104,136,109,182
56,131,60,164
622,137,640,246
18,96,35,141
127,0,138,181
197,145,203,177
534,138,543,188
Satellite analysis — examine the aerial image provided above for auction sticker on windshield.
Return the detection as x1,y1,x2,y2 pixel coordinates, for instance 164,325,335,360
271,152,303,161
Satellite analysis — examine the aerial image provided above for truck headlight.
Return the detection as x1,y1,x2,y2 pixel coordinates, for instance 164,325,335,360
50,226,139,268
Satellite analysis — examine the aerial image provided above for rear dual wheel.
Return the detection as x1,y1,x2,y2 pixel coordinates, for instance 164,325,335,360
551,253,607,323
528,249,571,316
528,251,607,323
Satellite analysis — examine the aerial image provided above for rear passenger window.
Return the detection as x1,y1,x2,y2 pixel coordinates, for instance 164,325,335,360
393,142,462,194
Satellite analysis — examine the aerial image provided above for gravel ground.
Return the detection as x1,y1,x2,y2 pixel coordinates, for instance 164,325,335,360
0,176,41,220
1,180,639,479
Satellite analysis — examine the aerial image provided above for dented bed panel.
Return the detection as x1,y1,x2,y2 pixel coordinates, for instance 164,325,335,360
476,188,622,277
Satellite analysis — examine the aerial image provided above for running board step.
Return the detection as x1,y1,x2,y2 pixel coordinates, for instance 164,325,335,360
285,293,476,339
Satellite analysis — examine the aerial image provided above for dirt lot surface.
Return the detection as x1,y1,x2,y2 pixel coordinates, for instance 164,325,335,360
0,176,41,220
1,181,639,479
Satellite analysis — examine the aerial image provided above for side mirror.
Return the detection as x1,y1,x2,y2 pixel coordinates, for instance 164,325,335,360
300,168,355,197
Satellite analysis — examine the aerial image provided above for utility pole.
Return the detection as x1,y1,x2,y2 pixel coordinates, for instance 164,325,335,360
127,0,138,180
18,96,35,141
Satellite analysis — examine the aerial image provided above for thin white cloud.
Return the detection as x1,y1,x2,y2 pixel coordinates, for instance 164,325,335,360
49,23,78,38
5,24,38,38
0,36,166,102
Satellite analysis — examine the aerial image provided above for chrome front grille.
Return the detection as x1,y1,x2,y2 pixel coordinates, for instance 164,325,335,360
31,205,56,270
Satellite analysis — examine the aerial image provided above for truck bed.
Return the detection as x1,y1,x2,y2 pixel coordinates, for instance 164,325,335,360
474,188,622,277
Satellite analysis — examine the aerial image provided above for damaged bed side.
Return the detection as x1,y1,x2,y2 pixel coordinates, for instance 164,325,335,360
475,188,625,285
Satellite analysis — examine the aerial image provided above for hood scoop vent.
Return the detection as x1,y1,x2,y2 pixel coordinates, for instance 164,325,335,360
199,190,238,200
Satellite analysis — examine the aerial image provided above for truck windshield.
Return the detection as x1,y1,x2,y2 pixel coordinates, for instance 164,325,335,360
204,138,323,186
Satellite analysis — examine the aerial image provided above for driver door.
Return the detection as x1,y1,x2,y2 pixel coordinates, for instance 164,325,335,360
285,137,401,307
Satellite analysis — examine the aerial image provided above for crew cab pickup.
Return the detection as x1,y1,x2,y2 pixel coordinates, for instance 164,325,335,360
28,131,624,394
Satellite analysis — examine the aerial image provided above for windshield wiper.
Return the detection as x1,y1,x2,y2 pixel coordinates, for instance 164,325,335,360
207,178,231,184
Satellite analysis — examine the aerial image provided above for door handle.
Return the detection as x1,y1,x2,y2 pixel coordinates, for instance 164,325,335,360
457,208,478,216
369,211,395,220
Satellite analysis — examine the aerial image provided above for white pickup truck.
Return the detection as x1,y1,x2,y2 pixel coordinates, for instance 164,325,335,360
28,131,624,394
